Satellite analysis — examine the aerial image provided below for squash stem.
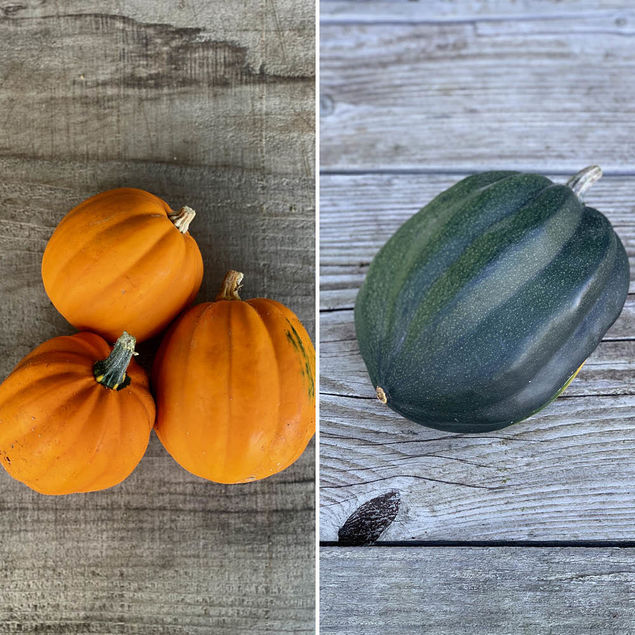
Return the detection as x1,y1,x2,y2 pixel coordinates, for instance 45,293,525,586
376,386,388,404
93,331,136,391
216,270,244,301
168,206,196,233
566,166,602,199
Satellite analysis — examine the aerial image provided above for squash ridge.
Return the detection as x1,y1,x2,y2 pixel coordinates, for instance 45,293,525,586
465,235,626,432
374,174,529,339
156,303,211,474
51,384,111,494
2,382,96,490
366,174,555,381
44,211,164,287
359,173,525,379
386,184,583,371
59,222,180,335
387,211,623,430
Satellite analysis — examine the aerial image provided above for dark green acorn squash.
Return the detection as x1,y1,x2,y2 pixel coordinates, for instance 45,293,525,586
354,167,629,433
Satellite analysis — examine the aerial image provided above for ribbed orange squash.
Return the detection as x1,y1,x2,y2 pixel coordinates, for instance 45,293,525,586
0,331,155,495
152,271,315,484
42,188,203,343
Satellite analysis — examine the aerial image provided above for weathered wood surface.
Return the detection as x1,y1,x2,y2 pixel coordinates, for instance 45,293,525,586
0,1,314,175
320,3,635,630
321,547,635,634
1,454,314,633
0,1,315,632
322,1,633,22
321,392,635,541
320,7,635,172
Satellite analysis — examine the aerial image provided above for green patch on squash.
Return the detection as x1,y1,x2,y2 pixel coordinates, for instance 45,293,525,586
286,320,315,399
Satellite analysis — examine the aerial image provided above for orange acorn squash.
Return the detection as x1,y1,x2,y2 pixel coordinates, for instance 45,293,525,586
0,331,155,495
152,271,315,484
42,188,204,343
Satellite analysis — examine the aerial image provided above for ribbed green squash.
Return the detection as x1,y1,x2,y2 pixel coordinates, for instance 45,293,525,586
354,167,629,433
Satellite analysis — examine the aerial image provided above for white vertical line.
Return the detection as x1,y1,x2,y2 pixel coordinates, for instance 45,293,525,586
315,0,321,631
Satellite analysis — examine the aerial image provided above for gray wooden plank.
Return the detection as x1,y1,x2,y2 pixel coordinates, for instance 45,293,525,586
321,0,632,22
0,0,315,631
0,2,314,176
320,11,635,172
320,173,635,309
0,444,314,634
318,2,634,630
8,0,314,76
320,392,635,542
320,546,635,634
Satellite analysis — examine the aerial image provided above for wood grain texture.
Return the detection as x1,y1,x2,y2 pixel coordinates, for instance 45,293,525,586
0,1,314,175
0,0,315,631
337,490,400,545
321,547,635,634
321,391,635,541
1,448,314,633
5,0,314,75
320,9,635,172
322,1,633,22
